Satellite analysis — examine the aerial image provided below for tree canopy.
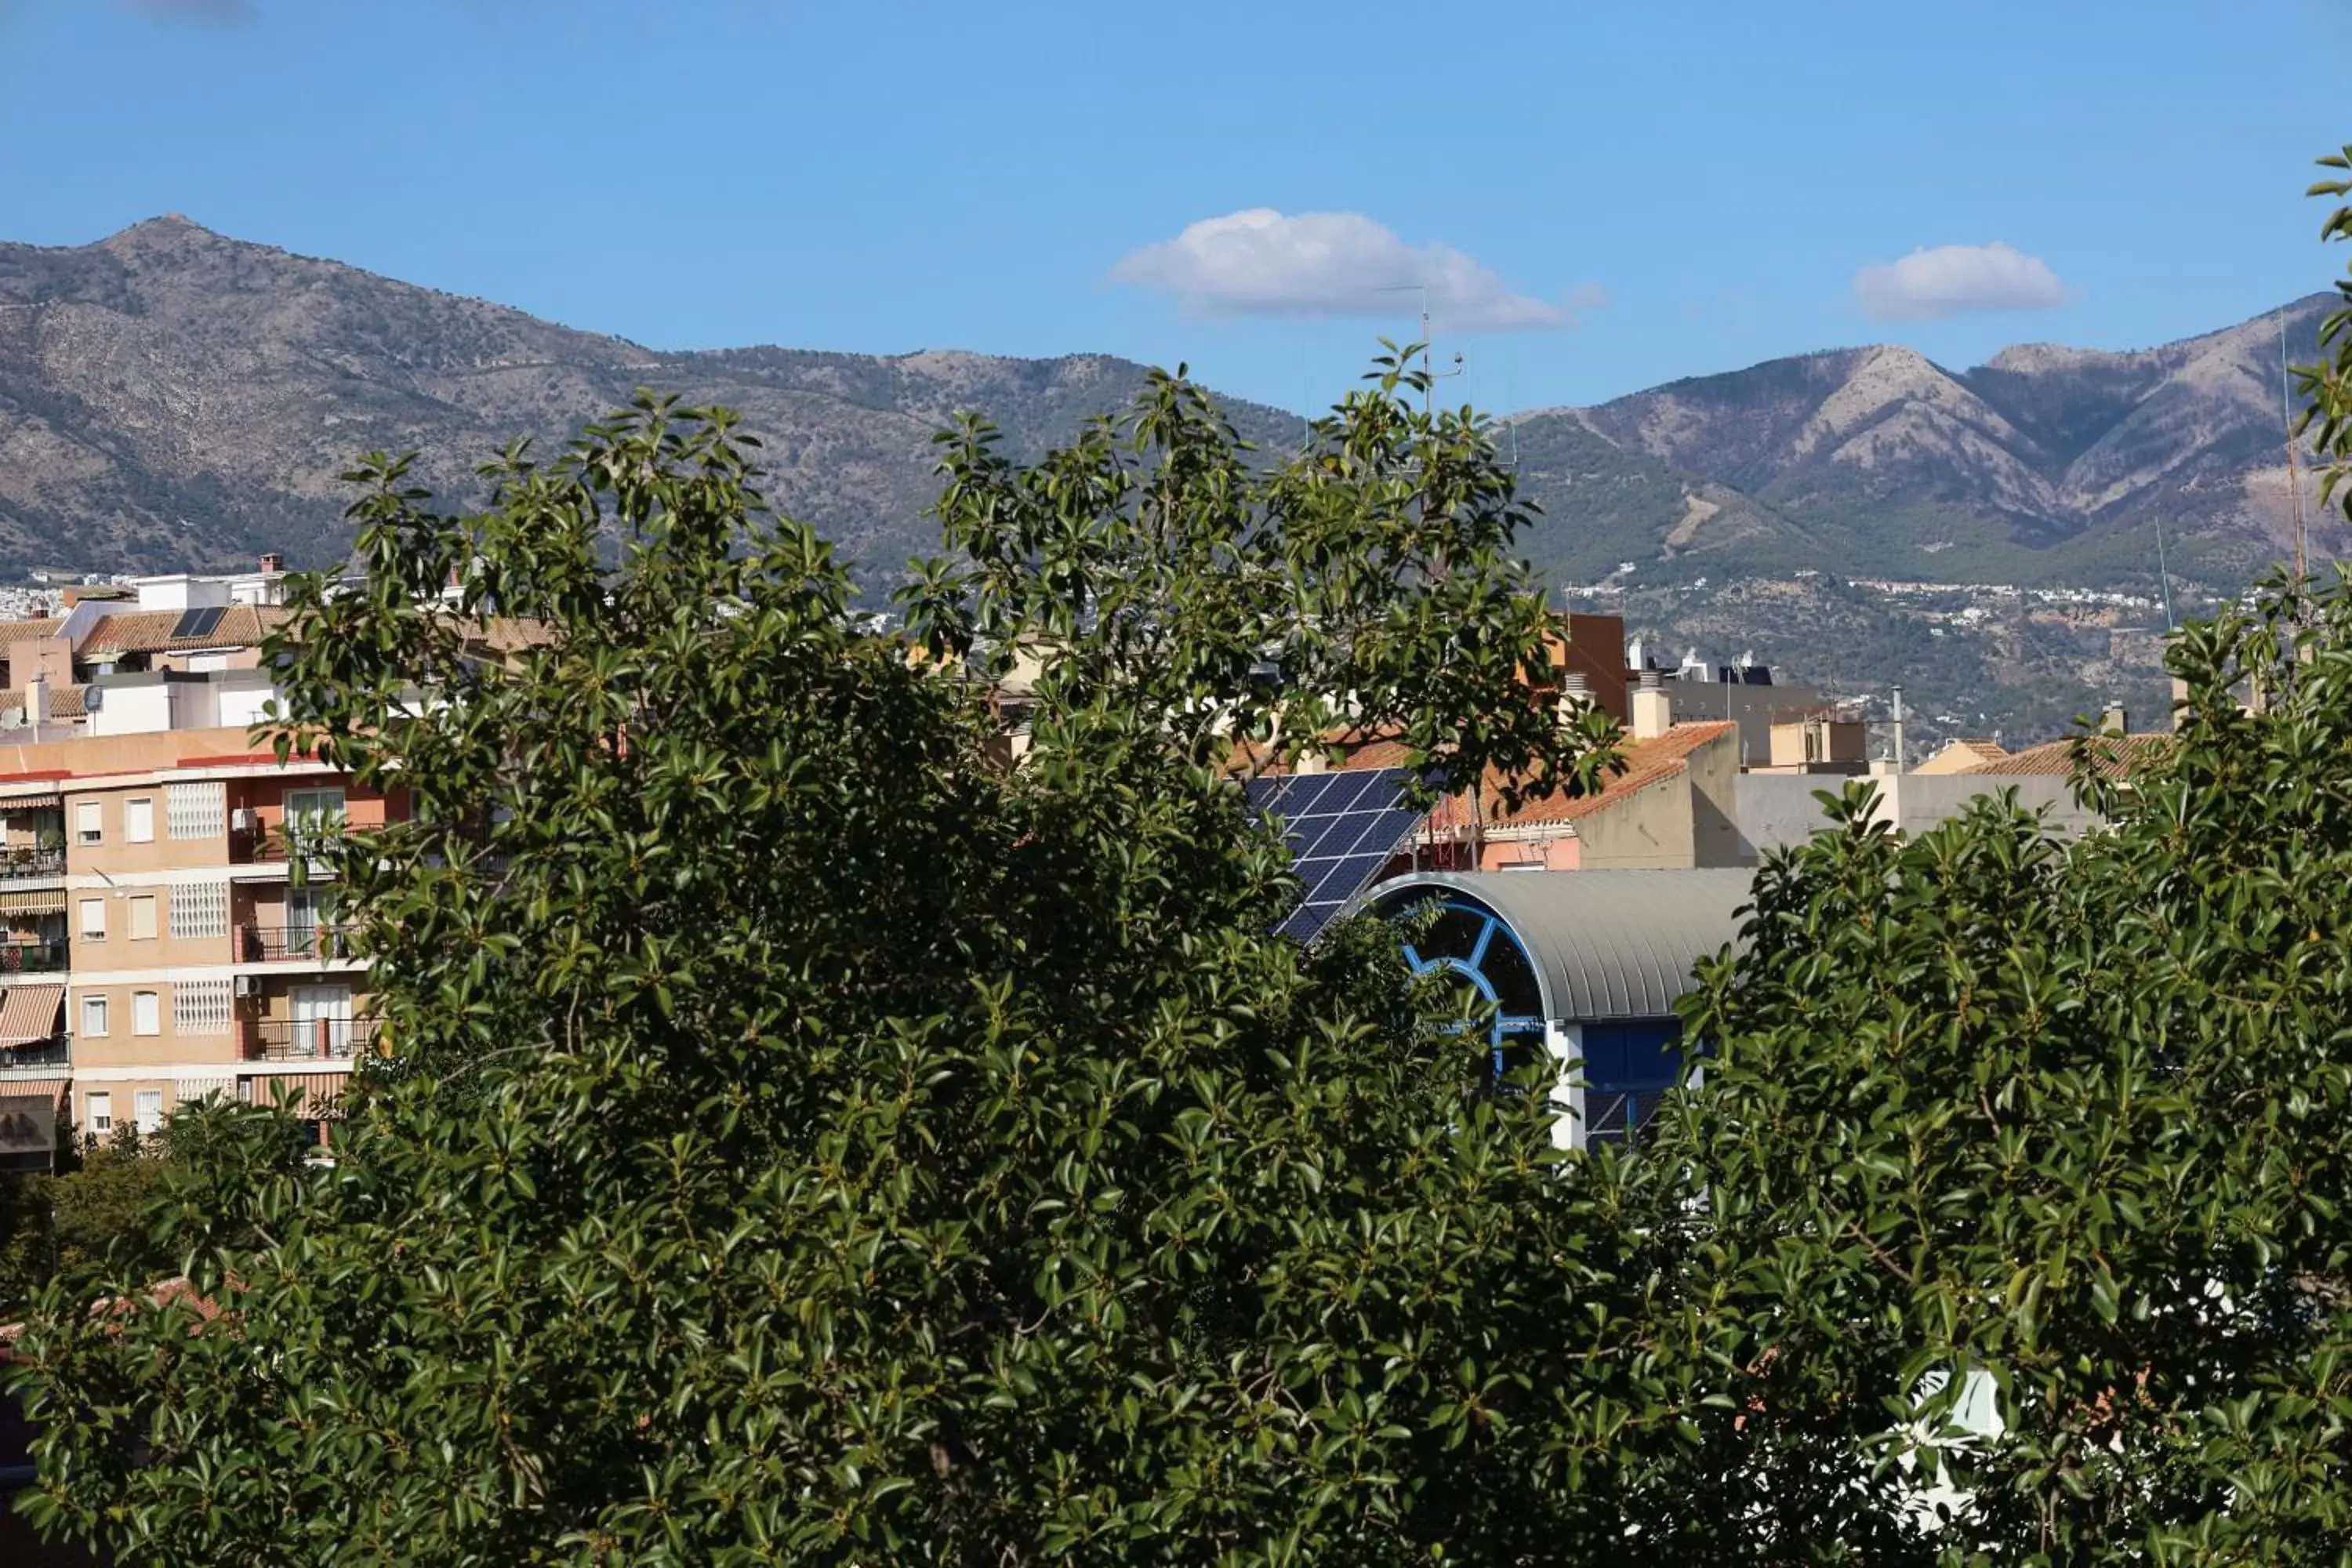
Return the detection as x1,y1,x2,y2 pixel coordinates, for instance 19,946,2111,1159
20,156,2352,1565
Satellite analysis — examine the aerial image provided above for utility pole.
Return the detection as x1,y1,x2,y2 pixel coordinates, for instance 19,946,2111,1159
1377,284,1462,417
2155,517,2176,633
2283,311,2309,587
1889,684,1907,773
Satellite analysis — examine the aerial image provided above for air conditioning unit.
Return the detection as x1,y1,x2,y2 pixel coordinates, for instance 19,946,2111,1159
233,975,257,998
230,808,258,832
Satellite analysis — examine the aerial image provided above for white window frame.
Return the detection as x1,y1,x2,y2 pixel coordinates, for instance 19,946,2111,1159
79,994,107,1038
124,797,154,844
74,800,101,845
132,990,160,1036
285,786,348,826
133,1088,163,1135
78,898,106,941
85,1091,111,1136
128,893,158,942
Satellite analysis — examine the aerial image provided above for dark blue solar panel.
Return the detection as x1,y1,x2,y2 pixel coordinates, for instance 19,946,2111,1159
1246,767,1424,945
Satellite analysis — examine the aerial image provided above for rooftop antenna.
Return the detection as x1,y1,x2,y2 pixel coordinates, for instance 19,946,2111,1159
1376,284,1463,418
2154,515,2176,633
2282,309,2309,587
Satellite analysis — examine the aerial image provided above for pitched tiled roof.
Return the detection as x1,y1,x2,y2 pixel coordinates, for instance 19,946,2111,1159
1334,722,1738,831
0,686,88,719
0,618,64,645
1950,737,2008,764
453,616,557,653
1964,733,2174,780
78,604,288,655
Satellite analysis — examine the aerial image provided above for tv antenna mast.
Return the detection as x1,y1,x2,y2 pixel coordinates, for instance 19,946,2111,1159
1377,284,1463,417
2282,310,2309,586
2154,515,2177,633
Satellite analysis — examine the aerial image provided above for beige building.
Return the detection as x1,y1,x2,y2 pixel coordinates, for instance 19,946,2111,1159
0,562,415,1160
0,728,391,1149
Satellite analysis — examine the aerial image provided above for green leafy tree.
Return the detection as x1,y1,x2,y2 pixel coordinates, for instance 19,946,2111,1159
1617,158,2352,1565
7,368,1708,1565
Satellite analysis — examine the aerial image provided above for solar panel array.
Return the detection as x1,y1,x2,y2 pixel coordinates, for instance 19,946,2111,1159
1246,768,1423,944
170,605,228,641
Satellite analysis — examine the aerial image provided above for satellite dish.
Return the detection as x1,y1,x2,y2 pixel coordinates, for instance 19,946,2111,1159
81,687,103,713
0,708,21,731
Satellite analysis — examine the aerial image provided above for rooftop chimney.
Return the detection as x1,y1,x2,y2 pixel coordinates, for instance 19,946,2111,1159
25,675,48,730
259,552,285,575
1632,670,1673,742
1558,670,1593,720
2101,700,2128,736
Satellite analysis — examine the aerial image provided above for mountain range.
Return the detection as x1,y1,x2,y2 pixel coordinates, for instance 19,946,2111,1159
0,216,2336,595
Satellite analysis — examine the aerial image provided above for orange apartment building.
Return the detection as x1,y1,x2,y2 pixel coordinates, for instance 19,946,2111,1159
0,561,419,1162
0,726,397,1152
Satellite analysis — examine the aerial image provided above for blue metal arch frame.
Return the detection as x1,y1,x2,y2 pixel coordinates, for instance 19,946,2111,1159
1398,898,1548,1083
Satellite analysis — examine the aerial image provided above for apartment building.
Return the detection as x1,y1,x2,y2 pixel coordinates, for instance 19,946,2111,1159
0,727,395,1152
0,560,413,1161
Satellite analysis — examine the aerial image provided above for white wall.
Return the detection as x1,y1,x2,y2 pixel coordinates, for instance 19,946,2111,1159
88,684,174,737
1736,772,2103,858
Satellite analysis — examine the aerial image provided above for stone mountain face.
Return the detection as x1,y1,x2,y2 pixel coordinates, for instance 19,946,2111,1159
1552,294,2340,583
0,216,1301,581
0,215,2336,593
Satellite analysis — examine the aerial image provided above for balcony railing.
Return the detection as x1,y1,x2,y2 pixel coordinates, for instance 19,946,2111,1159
0,846,65,882
232,823,341,868
239,923,354,963
243,1017,377,1062
0,939,68,976
0,1038,69,1074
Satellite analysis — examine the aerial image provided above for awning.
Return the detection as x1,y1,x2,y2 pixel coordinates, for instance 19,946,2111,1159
0,982,62,1047
246,1072,349,1120
0,889,64,916
0,793,60,813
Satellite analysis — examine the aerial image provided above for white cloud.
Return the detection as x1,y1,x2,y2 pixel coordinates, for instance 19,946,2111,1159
1852,241,2069,321
1110,209,1582,332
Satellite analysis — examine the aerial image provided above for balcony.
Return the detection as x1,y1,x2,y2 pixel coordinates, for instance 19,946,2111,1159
0,846,65,883
242,1016,377,1062
0,940,68,977
0,1038,69,1074
231,822,340,869
238,923,354,964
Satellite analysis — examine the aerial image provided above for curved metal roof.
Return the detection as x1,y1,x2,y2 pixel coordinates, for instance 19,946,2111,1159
1360,869,1754,1023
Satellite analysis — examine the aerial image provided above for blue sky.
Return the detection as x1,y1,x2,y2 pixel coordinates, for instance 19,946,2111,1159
3,0,2350,416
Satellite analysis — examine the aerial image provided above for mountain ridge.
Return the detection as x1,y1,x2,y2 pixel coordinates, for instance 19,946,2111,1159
0,215,2334,593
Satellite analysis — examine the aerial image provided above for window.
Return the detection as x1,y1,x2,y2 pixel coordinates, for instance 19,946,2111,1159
79,994,107,1037
134,1089,162,1135
169,881,229,941
173,978,233,1036
78,898,105,941
283,787,347,862
285,787,348,826
74,800,100,845
128,894,158,942
85,1092,111,1136
167,780,226,840
125,798,154,844
132,990,160,1036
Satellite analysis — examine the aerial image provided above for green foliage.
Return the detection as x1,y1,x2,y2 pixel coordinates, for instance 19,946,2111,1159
0,1109,301,1319
4,370,1711,1565
1644,571,2352,1563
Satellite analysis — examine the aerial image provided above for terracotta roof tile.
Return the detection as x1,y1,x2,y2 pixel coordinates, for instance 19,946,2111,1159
1964,733,2174,780
78,604,287,655
0,619,64,645
1433,722,1737,829
0,686,87,720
